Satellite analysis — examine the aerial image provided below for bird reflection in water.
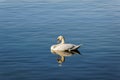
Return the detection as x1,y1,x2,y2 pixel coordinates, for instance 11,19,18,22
51,50,81,64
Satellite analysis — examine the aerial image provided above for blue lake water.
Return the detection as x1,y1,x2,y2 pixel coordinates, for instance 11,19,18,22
0,0,120,80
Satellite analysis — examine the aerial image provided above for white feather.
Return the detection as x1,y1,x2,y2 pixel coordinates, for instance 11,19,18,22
51,36,80,51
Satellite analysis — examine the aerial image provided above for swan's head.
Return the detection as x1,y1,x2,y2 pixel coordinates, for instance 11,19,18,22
57,56,65,64
57,35,65,43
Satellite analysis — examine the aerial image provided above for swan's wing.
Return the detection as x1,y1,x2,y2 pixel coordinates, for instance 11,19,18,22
70,45,80,50
55,44,80,51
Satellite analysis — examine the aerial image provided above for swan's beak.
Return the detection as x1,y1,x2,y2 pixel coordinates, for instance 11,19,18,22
57,39,60,43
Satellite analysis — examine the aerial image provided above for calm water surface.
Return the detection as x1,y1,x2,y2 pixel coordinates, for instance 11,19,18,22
0,0,120,80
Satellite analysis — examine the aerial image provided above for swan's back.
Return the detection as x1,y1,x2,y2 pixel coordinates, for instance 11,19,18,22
52,44,80,51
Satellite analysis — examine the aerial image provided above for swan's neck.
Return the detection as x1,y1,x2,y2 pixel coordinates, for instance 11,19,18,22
61,56,65,62
61,38,65,44
59,56,65,63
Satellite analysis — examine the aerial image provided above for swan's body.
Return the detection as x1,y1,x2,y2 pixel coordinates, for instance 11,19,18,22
51,36,80,51
51,44,80,51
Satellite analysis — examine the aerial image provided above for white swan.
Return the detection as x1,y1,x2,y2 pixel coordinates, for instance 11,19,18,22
51,35,80,51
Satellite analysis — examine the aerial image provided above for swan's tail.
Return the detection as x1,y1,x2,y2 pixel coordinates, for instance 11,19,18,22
71,44,82,51
75,45,80,49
